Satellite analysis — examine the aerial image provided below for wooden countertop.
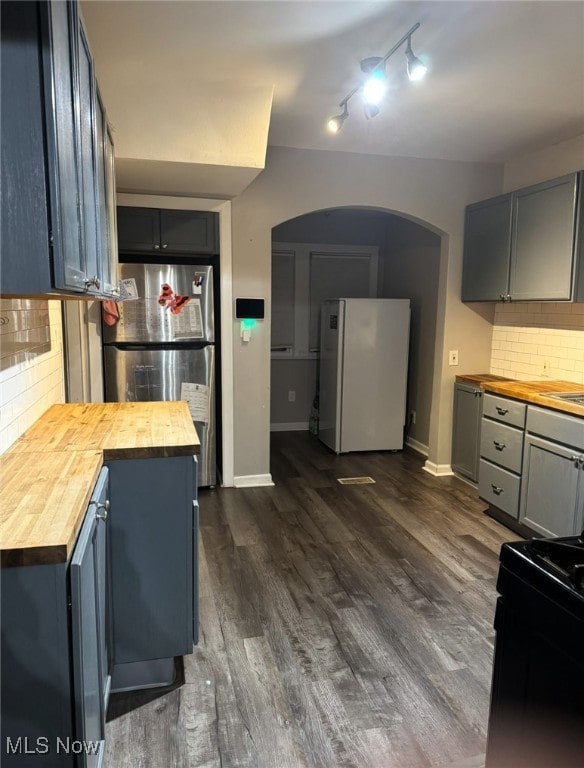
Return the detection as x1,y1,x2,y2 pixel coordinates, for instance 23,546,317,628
8,401,200,459
0,450,103,567
456,374,513,387
1,402,200,567
481,379,584,418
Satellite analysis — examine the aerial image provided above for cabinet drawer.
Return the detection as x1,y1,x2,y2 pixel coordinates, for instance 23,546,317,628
480,418,524,473
479,460,521,517
526,405,584,449
483,394,526,427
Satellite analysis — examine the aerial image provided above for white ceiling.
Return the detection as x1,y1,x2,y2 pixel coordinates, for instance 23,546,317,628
81,0,584,197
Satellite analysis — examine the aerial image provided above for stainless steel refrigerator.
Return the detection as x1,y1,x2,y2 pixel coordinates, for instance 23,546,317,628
318,298,410,453
103,263,216,486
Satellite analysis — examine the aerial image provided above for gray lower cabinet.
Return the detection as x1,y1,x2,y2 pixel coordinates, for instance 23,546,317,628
451,382,483,481
478,394,526,522
1,468,109,767
519,407,584,537
462,172,584,303
107,456,198,681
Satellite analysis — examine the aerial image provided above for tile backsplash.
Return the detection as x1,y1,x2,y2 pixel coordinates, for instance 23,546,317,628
0,299,65,453
490,302,584,383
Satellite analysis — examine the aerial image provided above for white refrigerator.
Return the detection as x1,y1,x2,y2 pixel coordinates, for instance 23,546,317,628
318,298,410,453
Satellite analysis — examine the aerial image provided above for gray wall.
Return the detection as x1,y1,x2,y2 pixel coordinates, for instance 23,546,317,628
270,210,440,451
231,146,502,482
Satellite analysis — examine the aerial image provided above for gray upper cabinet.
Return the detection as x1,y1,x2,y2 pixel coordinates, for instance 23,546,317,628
462,172,583,302
511,174,580,300
117,206,219,255
0,0,118,299
462,195,513,302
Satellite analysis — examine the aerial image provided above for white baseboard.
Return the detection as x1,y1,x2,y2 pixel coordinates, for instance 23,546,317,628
233,473,275,488
423,460,454,477
270,422,309,432
405,437,428,456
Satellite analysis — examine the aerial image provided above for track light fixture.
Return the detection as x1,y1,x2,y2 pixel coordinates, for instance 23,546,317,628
326,22,427,133
405,37,427,82
327,103,349,134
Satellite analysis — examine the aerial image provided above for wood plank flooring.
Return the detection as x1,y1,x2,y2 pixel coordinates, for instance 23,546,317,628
105,432,517,768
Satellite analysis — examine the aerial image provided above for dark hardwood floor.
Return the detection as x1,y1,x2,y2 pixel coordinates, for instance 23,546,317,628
105,432,517,768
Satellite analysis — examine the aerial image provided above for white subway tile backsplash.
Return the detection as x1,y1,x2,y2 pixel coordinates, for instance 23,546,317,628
0,299,65,454
491,302,584,384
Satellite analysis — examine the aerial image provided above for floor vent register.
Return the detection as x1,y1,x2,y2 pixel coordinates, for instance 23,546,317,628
336,476,376,485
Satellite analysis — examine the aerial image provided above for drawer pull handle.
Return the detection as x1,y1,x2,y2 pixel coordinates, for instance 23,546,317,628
491,484,504,495
493,441,506,451
496,407,509,416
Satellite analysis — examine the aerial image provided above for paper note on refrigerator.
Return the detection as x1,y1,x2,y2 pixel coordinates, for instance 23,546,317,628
173,299,204,338
180,382,210,423
118,277,140,301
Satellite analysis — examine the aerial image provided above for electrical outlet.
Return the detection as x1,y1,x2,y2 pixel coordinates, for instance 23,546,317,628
409,410,416,425
288,390,296,402
448,350,459,366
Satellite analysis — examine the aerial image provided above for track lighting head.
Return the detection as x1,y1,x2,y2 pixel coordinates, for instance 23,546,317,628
405,38,427,81
327,104,349,133
363,103,380,120
326,22,428,135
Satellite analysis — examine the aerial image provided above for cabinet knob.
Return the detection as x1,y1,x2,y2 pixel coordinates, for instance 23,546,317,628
154,244,160,250
93,499,110,520
162,243,168,249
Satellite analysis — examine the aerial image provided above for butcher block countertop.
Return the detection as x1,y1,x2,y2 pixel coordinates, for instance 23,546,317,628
8,401,200,460
481,379,584,418
1,402,199,567
455,374,513,387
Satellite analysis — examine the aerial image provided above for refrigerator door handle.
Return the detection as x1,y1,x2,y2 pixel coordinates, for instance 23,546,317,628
108,343,212,352
109,344,152,351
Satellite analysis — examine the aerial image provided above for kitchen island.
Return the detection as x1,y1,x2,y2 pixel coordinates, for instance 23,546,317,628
0,402,199,767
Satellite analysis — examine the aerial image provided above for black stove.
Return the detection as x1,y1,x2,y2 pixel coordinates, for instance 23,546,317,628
485,533,584,768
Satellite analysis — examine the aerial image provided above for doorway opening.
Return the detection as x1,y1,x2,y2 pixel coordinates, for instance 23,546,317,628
269,207,441,467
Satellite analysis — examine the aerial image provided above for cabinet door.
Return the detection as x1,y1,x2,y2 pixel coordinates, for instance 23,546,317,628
519,435,581,537
108,456,196,663
117,206,161,252
104,125,119,294
462,195,512,301
70,467,109,767
451,383,482,481
76,22,99,292
510,174,579,300
45,0,86,292
94,87,118,297
0,1,54,295
160,210,218,254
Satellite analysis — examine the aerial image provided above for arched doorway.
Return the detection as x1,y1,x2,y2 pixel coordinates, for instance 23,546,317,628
269,206,441,469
